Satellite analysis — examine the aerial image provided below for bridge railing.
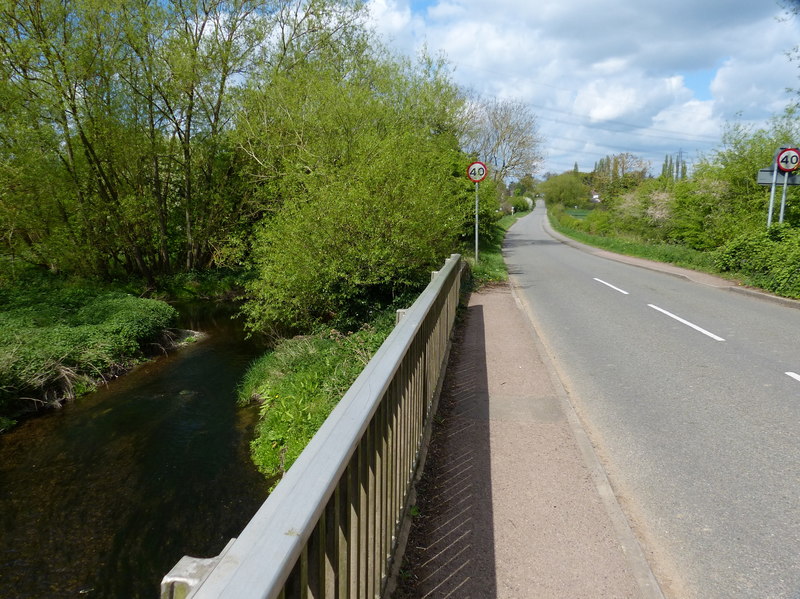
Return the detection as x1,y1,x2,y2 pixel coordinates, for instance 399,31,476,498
162,254,465,599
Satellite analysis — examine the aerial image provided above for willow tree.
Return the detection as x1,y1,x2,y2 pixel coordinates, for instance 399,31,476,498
0,0,275,280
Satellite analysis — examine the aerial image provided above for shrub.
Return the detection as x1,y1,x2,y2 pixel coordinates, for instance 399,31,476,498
713,226,800,297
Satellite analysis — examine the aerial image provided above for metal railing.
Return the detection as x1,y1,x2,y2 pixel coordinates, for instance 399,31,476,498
162,254,464,599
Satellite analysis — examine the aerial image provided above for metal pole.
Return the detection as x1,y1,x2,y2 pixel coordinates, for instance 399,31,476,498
780,171,789,223
474,182,479,263
768,163,778,228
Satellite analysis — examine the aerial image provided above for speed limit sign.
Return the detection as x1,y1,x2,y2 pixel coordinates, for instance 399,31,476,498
467,161,488,183
777,148,800,172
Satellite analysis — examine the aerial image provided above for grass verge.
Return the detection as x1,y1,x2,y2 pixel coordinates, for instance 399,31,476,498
549,208,720,273
468,210,531,287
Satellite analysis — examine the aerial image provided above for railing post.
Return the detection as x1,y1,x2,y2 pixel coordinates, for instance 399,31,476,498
160,539,236,599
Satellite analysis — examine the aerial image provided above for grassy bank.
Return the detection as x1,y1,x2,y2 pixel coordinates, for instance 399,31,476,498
238,308,399,484
549,205,800,300
0,263,178,431
550,205,720,273
468,209,532,287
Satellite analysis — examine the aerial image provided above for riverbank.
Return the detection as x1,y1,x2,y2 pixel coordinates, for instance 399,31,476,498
0,299,271,598
0,264,179,431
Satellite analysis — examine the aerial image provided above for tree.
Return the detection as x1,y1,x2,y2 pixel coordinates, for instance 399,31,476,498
511,173,537,197
538,171,589,207
591,152,649,198
462,97,544,183
0,0,332,280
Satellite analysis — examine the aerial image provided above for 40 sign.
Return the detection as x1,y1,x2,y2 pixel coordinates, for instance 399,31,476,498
777,148,800,172
467,161,488,183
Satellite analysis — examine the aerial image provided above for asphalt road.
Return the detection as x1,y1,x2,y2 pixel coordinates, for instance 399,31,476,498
504,205,800,599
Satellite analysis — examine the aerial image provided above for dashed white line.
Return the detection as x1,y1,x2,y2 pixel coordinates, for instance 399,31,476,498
647,304,725,341
786,372,800,383
593,278,629,295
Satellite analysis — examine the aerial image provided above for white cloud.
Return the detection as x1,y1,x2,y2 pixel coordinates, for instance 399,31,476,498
365,0,800,175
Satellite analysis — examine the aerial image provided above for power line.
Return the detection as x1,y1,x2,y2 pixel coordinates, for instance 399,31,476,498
530,103,720,143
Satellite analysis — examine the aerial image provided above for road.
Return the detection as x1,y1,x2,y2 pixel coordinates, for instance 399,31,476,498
504,205,800,599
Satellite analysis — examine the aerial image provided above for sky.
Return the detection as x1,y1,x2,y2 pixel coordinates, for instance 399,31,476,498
365,0,800,177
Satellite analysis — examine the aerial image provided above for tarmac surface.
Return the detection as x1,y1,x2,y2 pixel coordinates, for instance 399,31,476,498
392,215,798,598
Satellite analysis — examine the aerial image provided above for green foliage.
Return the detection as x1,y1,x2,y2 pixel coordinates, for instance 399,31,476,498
240,308,397,482
667,108,800,249
512,174,537,197
153,268,251,300
511,197,532,213
548,106,800,302
0,264,177,416
468,211,529,287
591,153,649,199
0,0,366,281
237,52,472,333
549,205,717,272
539,171,590,207
466,176,503,241
714,225,800,297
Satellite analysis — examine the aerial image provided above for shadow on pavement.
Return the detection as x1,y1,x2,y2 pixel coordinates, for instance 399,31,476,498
393,305,497,598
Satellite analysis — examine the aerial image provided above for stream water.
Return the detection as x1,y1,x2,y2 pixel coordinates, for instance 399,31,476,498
0,303,271,598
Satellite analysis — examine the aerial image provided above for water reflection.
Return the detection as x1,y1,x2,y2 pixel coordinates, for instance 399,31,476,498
0,303,270,598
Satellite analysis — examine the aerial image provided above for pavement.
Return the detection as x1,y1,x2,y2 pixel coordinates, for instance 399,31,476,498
392,281,665,598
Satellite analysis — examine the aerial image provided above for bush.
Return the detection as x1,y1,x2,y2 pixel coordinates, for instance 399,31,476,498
538,171,589,207
714,226,800,297
236,55,477,336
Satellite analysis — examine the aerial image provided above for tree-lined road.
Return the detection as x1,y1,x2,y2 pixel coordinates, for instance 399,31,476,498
505,205,800,598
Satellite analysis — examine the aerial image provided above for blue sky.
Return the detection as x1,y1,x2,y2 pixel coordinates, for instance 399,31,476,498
367,0,800,176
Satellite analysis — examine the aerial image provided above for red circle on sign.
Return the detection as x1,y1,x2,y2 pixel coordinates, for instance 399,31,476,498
467,161,488,183
777,148,800,172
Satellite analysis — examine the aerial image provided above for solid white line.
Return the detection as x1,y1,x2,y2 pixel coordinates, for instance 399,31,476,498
647,304,725,341
786,372,800,383
593,277,629,295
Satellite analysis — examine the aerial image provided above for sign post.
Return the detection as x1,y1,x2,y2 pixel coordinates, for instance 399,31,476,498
758,147,800,227
777,148,800,224
467,161,488,261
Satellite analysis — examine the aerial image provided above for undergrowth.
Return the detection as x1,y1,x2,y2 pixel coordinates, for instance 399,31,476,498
548,204,719,273
239,308,397,483
240,207,530,484
0,262,177,429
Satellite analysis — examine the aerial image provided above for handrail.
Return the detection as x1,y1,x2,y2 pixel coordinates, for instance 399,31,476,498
162,254,464,599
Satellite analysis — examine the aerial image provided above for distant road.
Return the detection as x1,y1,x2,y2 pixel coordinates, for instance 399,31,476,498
504,205,800,599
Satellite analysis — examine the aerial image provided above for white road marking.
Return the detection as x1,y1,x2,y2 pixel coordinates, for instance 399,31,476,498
786,372,800,383
647,304,725,341
593,278,629,295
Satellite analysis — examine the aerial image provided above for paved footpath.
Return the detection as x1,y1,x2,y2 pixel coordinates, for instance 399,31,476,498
393,283,664,598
